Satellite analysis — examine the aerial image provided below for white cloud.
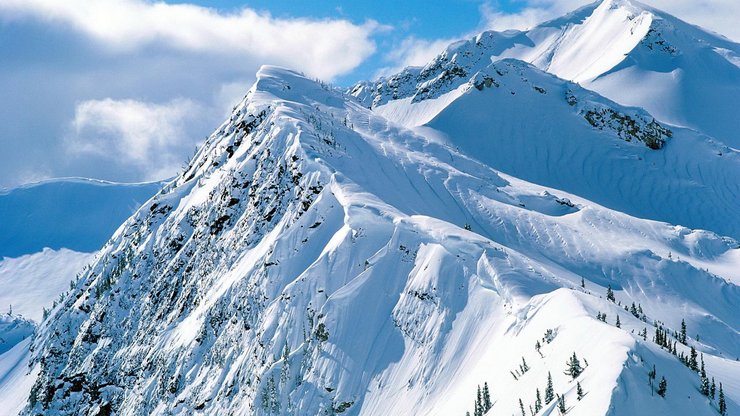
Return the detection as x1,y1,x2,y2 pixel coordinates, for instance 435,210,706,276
0,0,379,80
375,36,457,77
67,98,203,180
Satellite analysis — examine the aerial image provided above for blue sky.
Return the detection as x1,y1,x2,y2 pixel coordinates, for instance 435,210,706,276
0,0,737,187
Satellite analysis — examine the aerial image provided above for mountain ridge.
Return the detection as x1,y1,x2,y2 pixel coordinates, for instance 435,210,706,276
18,64,739,415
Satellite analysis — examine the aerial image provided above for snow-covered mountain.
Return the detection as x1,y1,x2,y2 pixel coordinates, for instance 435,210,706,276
352,0,740,147
5,1,739,415
0,179,161,413
19,61,738,415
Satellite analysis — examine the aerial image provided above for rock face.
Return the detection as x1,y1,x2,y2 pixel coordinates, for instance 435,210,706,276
18,2,740,416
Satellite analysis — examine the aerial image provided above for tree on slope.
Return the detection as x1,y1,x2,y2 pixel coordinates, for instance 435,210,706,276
657,376,667,398
558,394,567,414
606,285,615,302
565,353,583,379
482,382,492,412
474,385,484,416
700,354,710,396
577,382,584,401
719,383,727,416
545,372,555,404
689,346,698,371
680,319,687,344
519,398,526,416
535,388,543,413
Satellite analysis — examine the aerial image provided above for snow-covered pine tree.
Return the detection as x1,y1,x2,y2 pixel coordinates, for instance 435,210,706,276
565,353,583,379
719,383,727,415
606,285,615,302
577,382,584,401
615,315,621,328
519,398,526,416
711,377,716,399
580,277,585,288
558,394,567,414
535,388,542,412
475,385,484,416
657,376,667,398
689,346,698,371
700,354,710,396
680,319,687,344
545,372,555,404
521,357,530,373
482,382,492,412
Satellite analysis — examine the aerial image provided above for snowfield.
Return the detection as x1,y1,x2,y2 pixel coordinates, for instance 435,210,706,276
2,0,739,415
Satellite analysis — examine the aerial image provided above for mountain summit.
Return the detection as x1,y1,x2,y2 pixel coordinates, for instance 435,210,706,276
354,0,740,146
6,3,739,416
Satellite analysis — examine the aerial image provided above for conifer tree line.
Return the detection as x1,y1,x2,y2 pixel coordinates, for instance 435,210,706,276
468,382,492,416
598,285,729,415
464,352,589,416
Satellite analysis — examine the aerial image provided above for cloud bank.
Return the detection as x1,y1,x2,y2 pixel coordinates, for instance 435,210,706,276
0,0,379,188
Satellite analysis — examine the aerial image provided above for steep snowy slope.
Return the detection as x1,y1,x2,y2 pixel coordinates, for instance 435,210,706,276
0,250,93,416
353,0,740,147
365,58,740,241
0,249,95,321
427,59,739,241
0,178,163,258
22,67,738,416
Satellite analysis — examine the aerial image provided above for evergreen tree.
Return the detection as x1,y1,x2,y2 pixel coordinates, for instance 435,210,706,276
711,377,716,399
689,346,698,371
615,315,621,328
565,353,583,379
7,304,11,315
700,354,710,396
535,389,542,413
680,319,687,344
519,398,526,416
521,357,530,373
576,382,584,401
581,277,585,288
606,285,615,302
475,385,484,416
545,372,555,404
482,382,492,412
657,376,667,397
558,394,567,414
719,383,727,416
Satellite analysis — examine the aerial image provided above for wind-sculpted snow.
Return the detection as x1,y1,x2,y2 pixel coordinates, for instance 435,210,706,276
424,60,740,241
22,65,739,415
